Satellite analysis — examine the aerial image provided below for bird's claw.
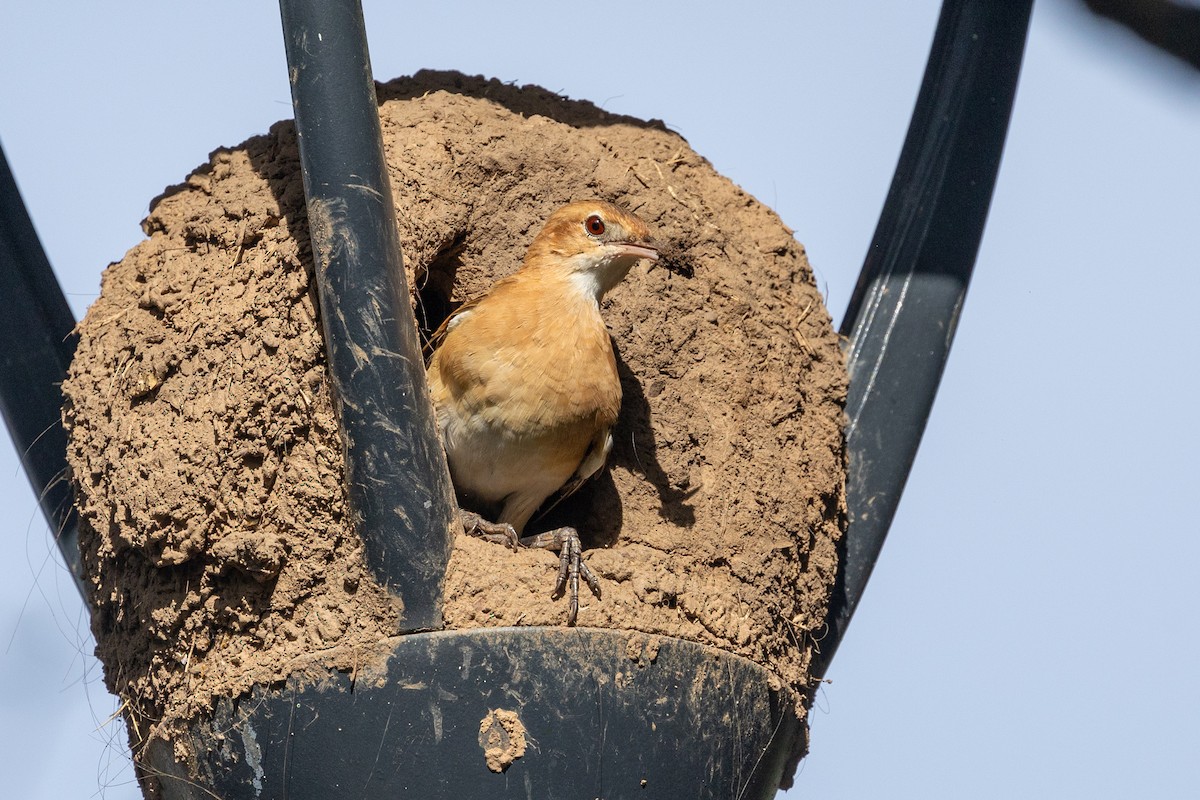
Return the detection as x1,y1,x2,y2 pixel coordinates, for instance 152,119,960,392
519,526,601,626
461,511,601,625
460,510,519,552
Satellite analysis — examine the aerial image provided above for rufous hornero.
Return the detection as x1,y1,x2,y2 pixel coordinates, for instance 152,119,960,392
426,200,659,625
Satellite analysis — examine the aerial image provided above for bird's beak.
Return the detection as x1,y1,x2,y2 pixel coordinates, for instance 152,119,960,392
612,242,659,262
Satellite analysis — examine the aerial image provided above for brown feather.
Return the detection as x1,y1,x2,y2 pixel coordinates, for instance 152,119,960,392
426,200,656,533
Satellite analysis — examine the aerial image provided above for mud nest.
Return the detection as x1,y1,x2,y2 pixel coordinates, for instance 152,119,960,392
63,70,847,767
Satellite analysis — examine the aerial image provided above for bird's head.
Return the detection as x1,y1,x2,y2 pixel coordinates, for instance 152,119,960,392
524,200,659,300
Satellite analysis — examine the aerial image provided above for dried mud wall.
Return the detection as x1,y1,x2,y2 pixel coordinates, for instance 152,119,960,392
63,70,846,765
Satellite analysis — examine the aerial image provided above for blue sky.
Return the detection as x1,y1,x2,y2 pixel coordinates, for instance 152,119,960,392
2,2,1198,797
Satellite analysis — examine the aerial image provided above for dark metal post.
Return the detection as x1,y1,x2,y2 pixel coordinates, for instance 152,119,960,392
814,0,1034,676
0,143,83,586
278,0,456,631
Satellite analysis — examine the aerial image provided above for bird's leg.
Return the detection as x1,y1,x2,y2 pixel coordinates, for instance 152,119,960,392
518,526,602,626
460,509,519,552
459,511,601,625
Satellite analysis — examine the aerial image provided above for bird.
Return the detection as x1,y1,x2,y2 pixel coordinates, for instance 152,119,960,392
426,200,659,625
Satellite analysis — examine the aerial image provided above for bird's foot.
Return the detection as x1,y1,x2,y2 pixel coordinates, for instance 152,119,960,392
519,526,602,626
460,510,519,552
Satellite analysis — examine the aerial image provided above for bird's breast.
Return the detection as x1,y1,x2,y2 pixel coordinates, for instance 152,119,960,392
429,280,622,442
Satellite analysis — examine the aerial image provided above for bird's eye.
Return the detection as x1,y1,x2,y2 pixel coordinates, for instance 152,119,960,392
584,214,606,237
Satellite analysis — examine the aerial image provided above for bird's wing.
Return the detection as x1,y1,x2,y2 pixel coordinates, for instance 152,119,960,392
532,426,613,523
572,426,614,486
422,295,483,359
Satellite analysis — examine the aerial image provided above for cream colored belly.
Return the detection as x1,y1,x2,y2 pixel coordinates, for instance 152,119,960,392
439,404,590,529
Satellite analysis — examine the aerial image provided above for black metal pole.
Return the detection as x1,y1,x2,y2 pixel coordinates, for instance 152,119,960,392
278,0,456,631
0,142,83,587
814,0,1034,676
